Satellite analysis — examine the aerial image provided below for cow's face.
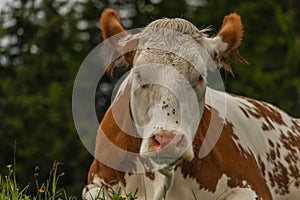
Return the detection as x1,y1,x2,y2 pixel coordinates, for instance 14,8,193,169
100,9,245,167
130,24,211,165
131,57,205,164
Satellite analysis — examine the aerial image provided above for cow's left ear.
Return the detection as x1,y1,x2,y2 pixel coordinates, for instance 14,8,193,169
100,8,140,77
204,13,248,76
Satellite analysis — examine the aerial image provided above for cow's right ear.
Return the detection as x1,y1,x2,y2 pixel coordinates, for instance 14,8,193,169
100,8,139,76
203,13,248,76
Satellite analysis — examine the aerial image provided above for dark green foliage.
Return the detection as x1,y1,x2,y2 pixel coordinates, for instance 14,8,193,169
0,0,105,196
222,0,300,116
0,0,299,198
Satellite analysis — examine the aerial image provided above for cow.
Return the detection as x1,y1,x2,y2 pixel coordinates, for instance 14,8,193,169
82,8,300,200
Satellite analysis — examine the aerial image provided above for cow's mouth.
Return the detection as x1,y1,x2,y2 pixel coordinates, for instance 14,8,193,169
140,131,194,165
149,134,187,155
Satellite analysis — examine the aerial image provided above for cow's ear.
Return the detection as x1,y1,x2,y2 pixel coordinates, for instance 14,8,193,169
100,8,139,77
204,13,248,76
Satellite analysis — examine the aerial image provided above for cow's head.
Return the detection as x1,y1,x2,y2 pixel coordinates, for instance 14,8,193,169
100,9,246,167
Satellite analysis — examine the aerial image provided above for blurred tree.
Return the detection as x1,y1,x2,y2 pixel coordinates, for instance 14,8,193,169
0,0,299,198
0,0,108,196
220,0,300,117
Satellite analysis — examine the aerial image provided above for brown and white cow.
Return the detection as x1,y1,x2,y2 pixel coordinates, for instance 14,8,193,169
83,9,300,200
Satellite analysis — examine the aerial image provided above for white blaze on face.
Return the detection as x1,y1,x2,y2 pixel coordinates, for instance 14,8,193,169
131,63,203,165
127,27,217,166
129,28,210,165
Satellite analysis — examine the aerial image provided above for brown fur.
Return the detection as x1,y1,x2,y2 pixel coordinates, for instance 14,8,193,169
100,9,137,77
180,106,272,199
88,81,153,186
100,8,125,40
216,13,248,77
218,13,243,53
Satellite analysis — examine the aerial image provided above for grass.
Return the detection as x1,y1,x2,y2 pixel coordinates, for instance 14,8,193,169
105,187,137,200
0,161,75,200
1,142,138,200
0,160,138,200
0,164,29,200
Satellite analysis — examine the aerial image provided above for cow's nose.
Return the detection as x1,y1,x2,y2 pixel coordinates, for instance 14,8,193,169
150,131,186,153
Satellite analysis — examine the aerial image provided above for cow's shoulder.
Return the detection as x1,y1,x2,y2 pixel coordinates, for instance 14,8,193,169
204,88,300,198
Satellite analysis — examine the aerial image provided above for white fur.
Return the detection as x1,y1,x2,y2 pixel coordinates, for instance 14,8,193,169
205,88,300,199
82,176,109,200
85,170,259,200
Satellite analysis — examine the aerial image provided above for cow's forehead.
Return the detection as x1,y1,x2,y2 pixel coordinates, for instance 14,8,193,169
133,49,204,81
133,18,212,76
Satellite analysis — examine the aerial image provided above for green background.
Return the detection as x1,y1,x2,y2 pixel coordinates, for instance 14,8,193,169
0,0,299,198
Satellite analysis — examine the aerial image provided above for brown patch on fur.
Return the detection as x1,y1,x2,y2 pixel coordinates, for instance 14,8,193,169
87,79,148,186
269,162,289,195
179,107,272,199
238,98,286,131
87,112,140,186
216,13,248,76
122,37,139,67
281,131,300,166
291,119,300,134
239,106,249,118
263,128,300,195
100,9,138,77
88,158,126,186
145,172,155,180
262,123,270,131
257,156,266,177
127,171,155,181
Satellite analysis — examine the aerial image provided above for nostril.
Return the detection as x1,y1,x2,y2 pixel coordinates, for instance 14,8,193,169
150,135,161,150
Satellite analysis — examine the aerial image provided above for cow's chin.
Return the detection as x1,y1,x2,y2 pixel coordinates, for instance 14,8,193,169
140,146,194,167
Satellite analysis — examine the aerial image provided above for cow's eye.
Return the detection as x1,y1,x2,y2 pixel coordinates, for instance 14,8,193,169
141,84,149,89
197,75,204,83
